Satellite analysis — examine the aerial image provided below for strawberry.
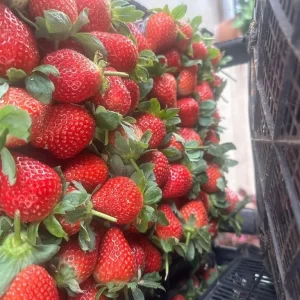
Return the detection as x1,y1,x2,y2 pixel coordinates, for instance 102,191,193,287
126,234,146,276
163,48,182,72
92,67,131,116
32,104,95,159
213,109,221,126
56,215,81,236
93,228,135,283
92,177,143,224
225,188,239,213
91,32,138,72
0,88,44,148
177,97,199,127
3,265,59,300
162,164,192,199
176,21,193,52
122,78,140,113
128,23,150,52
201,164,223,194
63,151,109,193
180,201,208,228
67,277,105,300
190,41,208,60
136,113,167,149
195,82,214,101
146,12,177,53
205,130,219,144
202,268,218,282
0,154,62,222
173,295,186,300
163,135,184,156
0,4,39,77
211,47,222,67
177,66,197,97
209,219,218,239
178,128,203,146
141,150,170,187
28,0,78,23
42,49,101,104
75,0,111,32
150,73,177,108
54,235,100,290
156,204,182,240
139,236,162,274
212,74,222,88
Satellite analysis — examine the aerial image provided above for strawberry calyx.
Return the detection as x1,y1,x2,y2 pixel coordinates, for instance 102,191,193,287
0,211,60,297
0,105,32,185
160,133,185,162
197,100,217,128
150,4,187,23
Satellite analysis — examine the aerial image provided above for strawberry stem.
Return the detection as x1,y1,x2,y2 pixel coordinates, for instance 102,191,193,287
164,253,169,280
103,71,129,78
130,159,140,173
104,130,109,145
54,40,60,51
91,209,117,223
124,286,130,300
186,231,191,247
13,211,22,247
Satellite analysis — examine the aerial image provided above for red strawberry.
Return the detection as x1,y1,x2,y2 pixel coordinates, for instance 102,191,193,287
201,164,223,194
177,66,198,97
92,68,131,116
197,191,210,212
126,234,146,276
176,21,193,52
29,0,78,23
156,204,182,240
3,265,59,300
122,78,140,113
128,23,150,52
92,177,143,224
141,150,170,187
63,151,109,193
212,74,222,88
190,41,208,59
91,32,138,72
173,295,186,300
32,104,95,159
225,188,239,213
139,236,162,274
202,268,218,281
136,113,167,149
178,128,203,146
93,228,135,283
146,12,177,53
55,235,100,287
164,135,184,155
0,88,44,148
211,47,222,66
57,215,81,236
150,73,177,108
180,201,208,228
75,0,111,32
0,154,62,222
67,277,106,300
0,4,39,77
42,49,101,104
205,130,219,144
162,164,193,199
177,97,199,127
209,219,218,239
195,82,214,101
163,48,182,72
213,109,221,125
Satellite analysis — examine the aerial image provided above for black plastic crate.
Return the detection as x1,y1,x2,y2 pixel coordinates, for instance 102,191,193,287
199,257,277,300
250,0,300,298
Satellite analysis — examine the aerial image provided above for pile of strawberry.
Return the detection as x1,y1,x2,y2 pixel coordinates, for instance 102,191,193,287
0,0,247,299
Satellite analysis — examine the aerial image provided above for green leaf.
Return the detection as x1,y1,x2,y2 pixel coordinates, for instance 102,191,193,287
27,222,40,245
25,73,55,104
221,143,236,152
143,184,162,205
71,8,90,33
141,205,156,222
115,132,131,153
33,65,59,77
44,9,73,35
200,100,216,110
207,47,220,60
43,214,67,239
191,16,202,31
132,287,144,300
72,32,107,60
0,128,8,151
0,83,9,98
157,211,169,226
79,221,96,251
1,148,16,186
216,177,225,191
95,106,123,131
161,147,182,162
6,68,27,83
186,241,195,261
171,4,187,20
0,216,13,238
109,154,126,176
112,5,144,23
131,65,149,83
